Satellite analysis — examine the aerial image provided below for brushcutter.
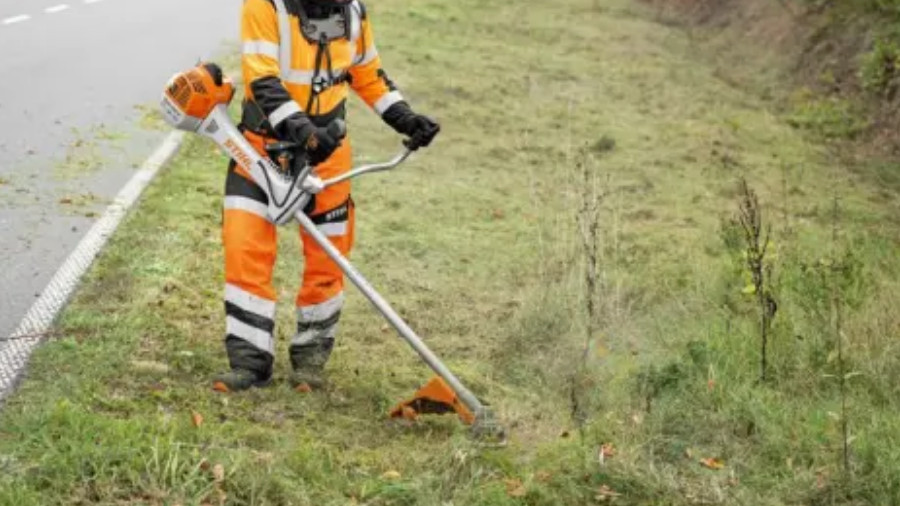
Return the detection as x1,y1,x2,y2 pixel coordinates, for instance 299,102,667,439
159,63,505,442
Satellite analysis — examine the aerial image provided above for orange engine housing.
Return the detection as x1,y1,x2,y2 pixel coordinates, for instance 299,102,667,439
164,63,235,120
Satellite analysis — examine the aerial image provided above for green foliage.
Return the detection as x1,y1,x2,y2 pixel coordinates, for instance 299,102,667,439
787,94,868,139
867,0,900,18
861,36,900,98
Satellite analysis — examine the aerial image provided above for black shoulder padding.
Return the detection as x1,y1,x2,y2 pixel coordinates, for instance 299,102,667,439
264,0,304,17
357,1,367,19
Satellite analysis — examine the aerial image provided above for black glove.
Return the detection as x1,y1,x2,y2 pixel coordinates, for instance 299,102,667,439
382,102,440,150
280,114,346,166
304,121,345,166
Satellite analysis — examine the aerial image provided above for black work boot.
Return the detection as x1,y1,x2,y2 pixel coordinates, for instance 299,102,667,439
212,369,272,392
288,339,334,391
213,337,274,392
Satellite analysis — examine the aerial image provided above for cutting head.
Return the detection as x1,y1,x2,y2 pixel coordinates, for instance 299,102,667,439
161,63,235,132
390,376,508,444
390,376,476,425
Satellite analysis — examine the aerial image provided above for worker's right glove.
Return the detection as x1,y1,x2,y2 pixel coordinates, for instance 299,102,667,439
304,123,345,166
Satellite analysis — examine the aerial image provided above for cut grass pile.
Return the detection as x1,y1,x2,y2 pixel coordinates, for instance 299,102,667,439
1,0,899,504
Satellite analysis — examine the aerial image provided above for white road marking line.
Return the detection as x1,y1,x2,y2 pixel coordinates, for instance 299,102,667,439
45,4,70,14
2,14,30,25
84,0,104,4
0,131,185,403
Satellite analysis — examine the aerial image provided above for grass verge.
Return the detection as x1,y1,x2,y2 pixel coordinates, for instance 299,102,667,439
1,0,899,504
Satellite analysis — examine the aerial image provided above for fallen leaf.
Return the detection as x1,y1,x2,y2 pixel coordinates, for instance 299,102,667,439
707,378,716,391
59,198,73,205
728,470,739,487
199,459,211,471
295,383,312,393
599,443,616,464
595,485,621,502
699,457,725,470
492,209,506,219
504,478,527,498
191,411,204,428
816,470,828,490
381,470,401,480
535,470,553,483
380,323,390,334
213,464,225,483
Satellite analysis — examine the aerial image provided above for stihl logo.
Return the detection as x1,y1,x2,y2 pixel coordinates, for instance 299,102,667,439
225,139,253,169
324,204,348,222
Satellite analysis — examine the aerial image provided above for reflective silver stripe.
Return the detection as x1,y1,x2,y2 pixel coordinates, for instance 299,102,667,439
349,1,362,44
226,316,275,355
284,68,349,86
354,45,378,66
284,69,317,85
224,196,269,220
298,292,344,322
243,40,279,60
317,221,347,237
272,0,292,77
269,101,301,128
291,322,339,347
225,283,276,319
374,91,404,115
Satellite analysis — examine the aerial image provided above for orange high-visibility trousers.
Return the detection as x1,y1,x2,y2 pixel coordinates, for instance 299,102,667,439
221,139,354,376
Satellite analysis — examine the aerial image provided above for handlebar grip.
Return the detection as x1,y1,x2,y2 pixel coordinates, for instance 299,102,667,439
403,123,440,151
265,140,299,157
327,119,347,140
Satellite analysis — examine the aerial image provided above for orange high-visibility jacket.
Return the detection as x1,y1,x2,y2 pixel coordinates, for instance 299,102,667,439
241,0,403,130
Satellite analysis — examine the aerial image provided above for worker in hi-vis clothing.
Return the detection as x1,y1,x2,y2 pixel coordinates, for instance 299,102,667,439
214,0,440,392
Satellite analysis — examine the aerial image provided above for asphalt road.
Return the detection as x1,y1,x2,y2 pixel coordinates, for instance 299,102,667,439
0,0,242,338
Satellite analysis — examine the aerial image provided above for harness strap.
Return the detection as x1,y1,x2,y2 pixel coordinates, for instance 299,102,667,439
255,0,354,128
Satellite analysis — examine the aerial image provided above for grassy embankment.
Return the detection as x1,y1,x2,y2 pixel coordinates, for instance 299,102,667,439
1,0,899,504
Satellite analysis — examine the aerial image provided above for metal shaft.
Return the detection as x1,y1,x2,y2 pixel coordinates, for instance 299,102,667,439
296,212,485,416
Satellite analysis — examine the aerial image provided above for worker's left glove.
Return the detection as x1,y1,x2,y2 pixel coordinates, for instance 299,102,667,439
304,124,344,166
382,102,440,151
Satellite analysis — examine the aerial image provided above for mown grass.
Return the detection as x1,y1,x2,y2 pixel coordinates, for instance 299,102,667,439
1,0,899,504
